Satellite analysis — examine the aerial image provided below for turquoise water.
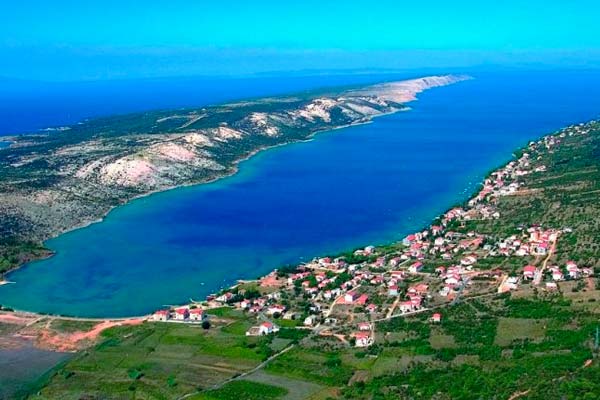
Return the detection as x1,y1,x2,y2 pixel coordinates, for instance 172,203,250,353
1,70,600,317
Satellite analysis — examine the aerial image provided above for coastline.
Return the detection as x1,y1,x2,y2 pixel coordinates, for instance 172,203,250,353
1,116,568,320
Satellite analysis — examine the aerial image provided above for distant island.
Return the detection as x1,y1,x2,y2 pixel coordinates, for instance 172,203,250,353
0,75,470,276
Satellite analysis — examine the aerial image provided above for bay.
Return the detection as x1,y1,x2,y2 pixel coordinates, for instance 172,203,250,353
1,70,600,317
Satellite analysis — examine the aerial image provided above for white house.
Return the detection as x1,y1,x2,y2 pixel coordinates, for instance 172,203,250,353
344,291,358,303
259,322,279,335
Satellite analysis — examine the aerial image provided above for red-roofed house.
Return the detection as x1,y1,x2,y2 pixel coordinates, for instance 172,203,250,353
152,310,170,322
353,331,374,347
523,265,537,280
355,294,369,305
409,261,424,273
189,308,206,321
259,322,279,335
174,308,189,321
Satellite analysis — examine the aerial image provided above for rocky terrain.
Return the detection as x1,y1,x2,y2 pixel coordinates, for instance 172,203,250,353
0,75,470,274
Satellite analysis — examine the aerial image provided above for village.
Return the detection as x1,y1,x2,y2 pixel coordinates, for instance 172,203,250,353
150,121,597,349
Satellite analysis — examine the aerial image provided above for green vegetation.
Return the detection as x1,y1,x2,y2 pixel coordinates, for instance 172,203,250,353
195,380,288,400
31,320,271,399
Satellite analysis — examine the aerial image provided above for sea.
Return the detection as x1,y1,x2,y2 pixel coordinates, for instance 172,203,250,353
1,69,599,317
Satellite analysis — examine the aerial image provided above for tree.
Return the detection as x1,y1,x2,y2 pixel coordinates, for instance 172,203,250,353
202,320,211,330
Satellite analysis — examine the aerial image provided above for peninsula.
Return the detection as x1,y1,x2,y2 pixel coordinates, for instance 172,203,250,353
0,75,470,276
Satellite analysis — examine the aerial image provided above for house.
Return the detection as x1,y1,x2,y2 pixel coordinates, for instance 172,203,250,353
445,274,461,286
390,271,405,280
399,300,414,313
551,268,564,281
389,257,402,267
353,332,374,347
216,292,233,303
189,308,206,321
567,265,581,279
267,304,286,316
523,265,537,280
506,276,519,290
408,283,429,295
174,308,189,321
566,260,578,269
565,261,581,279
370,276,384,285
259,322,279,335
431,313,442,323
409,261,424,273
366,303,378,313
153,310,170,322
304,315,317,327
344,291,358,303
546,282,558,291
403,234,417,246
534,242,549,255
240,300,251,309
355,294,369,305
460,255,477,266
388,285,399,296
358,322,371,331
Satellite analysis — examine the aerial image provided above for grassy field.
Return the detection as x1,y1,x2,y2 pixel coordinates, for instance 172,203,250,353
191,380,288,400
30,318,273,399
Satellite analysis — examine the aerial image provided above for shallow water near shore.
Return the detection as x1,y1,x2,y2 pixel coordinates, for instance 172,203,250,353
0,339,70,399
1,70,600,317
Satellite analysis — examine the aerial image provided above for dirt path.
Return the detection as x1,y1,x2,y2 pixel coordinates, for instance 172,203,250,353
386,296,400,318
534,236,558,286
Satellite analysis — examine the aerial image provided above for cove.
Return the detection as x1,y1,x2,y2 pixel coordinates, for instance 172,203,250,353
2,70,600,317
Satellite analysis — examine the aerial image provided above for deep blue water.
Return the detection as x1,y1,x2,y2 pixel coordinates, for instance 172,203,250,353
1,70,599,317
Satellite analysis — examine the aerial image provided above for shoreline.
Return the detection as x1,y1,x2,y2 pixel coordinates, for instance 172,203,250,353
1,115,572,320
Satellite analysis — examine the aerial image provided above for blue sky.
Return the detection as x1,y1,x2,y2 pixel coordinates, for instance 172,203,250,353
2,0,599,81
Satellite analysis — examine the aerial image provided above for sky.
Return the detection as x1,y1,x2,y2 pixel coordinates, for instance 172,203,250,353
1,0,599,81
